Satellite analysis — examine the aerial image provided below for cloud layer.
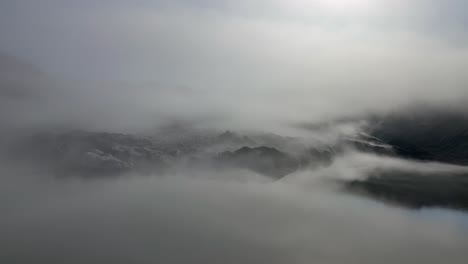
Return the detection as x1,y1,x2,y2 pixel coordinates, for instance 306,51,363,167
1,0,468,131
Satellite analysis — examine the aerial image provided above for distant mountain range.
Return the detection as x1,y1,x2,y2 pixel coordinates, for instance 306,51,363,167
2,103,468,211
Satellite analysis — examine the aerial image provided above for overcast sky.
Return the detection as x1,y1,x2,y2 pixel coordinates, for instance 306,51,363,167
1,0,468,132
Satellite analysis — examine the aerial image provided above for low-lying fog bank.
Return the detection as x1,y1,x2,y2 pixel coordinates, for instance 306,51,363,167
1,166,468,264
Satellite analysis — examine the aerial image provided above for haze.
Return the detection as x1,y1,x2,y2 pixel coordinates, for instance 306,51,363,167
1,1,468,264
1,0,468,132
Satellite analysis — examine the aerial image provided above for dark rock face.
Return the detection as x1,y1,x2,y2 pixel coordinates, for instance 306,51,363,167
336,108,468,210
218,146,299,179
367,109,468,165
346,134,395,156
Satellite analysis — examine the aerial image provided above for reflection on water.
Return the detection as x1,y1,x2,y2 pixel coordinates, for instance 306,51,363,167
1,171,468,264
417,208,468,231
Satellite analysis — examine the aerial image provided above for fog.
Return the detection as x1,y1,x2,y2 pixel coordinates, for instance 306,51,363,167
1,1,468,263
1,159,468,264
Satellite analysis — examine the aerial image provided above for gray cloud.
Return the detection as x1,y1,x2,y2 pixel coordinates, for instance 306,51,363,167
1,0,468,132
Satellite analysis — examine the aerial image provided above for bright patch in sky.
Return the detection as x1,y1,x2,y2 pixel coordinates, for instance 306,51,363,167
288,0,376,15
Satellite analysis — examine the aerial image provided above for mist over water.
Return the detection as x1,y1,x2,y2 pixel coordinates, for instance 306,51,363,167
1,150,468,263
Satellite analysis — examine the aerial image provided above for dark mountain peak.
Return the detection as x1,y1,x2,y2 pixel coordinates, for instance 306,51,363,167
219,130,236,138
216,130,256,146
234,146,283,157
218,146,299,178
